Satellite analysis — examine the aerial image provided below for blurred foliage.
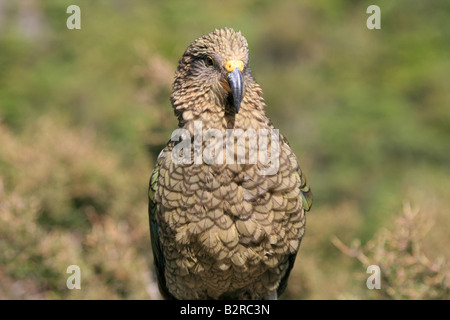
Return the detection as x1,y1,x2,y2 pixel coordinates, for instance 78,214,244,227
333,203,449,299
0,0,449,299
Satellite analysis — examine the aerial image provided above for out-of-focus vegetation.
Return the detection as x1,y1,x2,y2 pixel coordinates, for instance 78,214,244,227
333,203,449,299
0,0,449,299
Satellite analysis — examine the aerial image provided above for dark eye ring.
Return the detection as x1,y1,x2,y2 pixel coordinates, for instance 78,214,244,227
205,56,214,67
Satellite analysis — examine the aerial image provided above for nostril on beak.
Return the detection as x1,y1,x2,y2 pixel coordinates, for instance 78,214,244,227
224,60,244,73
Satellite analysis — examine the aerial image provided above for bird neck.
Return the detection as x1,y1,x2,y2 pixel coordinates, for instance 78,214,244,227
173,82,270,135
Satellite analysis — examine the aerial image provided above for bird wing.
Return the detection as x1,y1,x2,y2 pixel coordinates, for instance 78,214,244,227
276,133,313,298
148,140,176,300
298,165,313,212
279,130,313,212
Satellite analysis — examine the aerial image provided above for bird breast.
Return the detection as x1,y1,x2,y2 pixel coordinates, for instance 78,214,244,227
155,136,305,298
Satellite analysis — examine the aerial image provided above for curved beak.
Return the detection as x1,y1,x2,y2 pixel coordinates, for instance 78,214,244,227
227,68,243,113
224,60,244,113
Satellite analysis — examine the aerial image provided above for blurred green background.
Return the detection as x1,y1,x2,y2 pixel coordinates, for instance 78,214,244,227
0,0,449,299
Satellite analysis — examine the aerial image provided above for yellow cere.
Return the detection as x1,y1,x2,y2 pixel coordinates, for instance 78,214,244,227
224,60,244,73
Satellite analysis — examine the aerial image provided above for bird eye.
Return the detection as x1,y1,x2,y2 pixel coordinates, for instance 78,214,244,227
205,56,214,67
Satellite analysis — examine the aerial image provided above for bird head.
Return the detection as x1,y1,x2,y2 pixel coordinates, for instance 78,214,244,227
171,28,251,117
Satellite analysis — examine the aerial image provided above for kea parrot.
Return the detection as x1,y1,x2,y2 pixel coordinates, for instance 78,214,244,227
148,28,312,300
